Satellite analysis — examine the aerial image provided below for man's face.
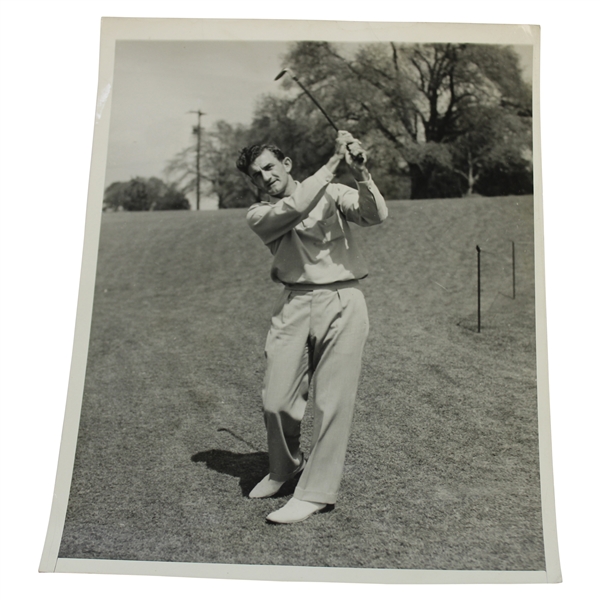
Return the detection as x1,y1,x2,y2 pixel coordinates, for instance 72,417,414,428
247,150,294,198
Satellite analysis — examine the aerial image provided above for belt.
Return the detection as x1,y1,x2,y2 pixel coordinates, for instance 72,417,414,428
284,279,360,292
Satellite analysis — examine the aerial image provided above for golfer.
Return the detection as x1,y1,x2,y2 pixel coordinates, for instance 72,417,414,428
236,131,388,523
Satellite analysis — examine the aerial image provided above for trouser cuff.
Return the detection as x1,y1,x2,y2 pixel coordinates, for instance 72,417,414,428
293,486,338,505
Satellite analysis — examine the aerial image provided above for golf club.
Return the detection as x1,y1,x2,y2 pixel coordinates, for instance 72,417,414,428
275,68,365,164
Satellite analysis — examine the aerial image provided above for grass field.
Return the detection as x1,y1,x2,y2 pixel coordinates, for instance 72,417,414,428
58,195,544,571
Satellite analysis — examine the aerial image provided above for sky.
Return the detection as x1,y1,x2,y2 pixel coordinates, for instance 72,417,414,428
105,41,533,193
106,41,291,188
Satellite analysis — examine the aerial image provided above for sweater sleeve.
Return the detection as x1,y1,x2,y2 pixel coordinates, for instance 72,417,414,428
246,166,335,245
335,176,388,226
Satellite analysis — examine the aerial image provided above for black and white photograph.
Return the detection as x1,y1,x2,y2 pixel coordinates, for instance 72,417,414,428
30,17,562,583
6,4,600,599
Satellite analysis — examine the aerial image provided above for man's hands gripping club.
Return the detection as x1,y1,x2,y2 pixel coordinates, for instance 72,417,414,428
326,131,369,181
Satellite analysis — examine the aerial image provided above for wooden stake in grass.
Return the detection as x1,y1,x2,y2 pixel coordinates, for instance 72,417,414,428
476,245,481,333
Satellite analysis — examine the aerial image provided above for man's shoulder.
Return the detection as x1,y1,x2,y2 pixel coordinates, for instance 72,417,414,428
247,199,271,210
246,200,271,224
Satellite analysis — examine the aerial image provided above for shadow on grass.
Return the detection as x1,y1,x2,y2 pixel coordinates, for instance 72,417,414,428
192,449,304,498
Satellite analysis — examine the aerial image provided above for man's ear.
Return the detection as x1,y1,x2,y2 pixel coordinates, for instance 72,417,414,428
283,157,293,173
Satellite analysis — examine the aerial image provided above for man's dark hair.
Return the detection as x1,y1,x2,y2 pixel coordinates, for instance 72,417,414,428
236,144,286,175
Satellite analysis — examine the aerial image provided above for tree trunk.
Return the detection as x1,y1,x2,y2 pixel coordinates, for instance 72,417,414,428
467,164,475,196
408,162,433,199
466,150,479,196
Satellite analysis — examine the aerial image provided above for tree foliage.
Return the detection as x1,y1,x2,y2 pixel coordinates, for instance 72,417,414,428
451,105,532,195
279,41,532,198
103,177,190,211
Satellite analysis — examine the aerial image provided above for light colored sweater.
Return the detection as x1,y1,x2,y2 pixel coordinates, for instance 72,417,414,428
247,165,388,285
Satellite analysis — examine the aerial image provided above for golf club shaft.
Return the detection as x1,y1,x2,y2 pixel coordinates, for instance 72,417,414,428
290,76,339,132
276,68,365,164
293,78,366,164
294,78,365,164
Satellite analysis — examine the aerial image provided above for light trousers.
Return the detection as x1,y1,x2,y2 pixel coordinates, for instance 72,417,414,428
262,282,369,504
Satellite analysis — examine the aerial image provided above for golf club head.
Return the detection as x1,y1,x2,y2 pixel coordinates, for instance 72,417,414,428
274,68,297,82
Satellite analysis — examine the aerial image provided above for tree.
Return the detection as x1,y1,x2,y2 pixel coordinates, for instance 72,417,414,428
153,184,192,210
103,177,190,211
451,105,532,195
164,120,259,209
278,41,532,198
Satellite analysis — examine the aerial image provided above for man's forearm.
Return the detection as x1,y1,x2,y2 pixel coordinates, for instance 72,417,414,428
335,174,388,226
247,166,334,244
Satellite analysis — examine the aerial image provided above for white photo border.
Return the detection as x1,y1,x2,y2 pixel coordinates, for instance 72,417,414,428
39,17,559,584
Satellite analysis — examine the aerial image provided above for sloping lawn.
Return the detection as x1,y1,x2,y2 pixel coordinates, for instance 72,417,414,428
59,195,544,571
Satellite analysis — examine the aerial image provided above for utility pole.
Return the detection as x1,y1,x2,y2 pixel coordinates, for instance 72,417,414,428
188,109,205,211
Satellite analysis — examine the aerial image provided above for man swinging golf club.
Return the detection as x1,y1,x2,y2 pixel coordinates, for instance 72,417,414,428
236,129,388,524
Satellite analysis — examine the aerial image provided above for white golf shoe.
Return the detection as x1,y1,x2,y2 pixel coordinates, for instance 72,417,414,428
266,498,328,524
